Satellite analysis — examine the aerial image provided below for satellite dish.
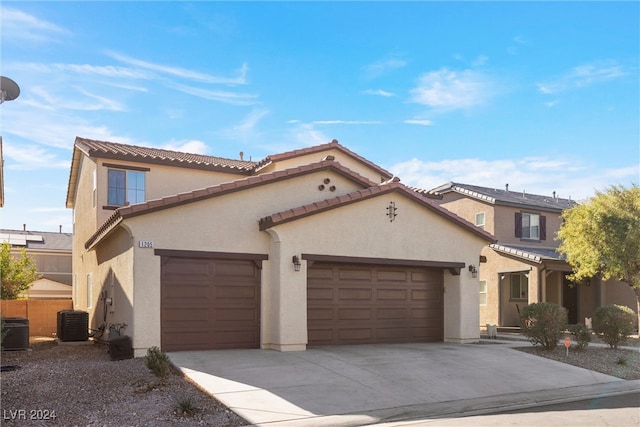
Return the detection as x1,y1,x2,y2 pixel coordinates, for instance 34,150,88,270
0,76,20,104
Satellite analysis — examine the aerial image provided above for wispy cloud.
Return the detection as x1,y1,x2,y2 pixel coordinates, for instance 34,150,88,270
404,119,433,126
312,120,382,125
3,143,69,170
390,157,638,201
363,58,407,78
537,61,628,94
0,8,71,44
167,83,259,106
106,51,248,85
409,68,490,111
2,108,130,149
364,89,395,97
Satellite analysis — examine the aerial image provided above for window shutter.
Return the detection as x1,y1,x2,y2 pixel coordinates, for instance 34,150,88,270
515,212,522,238
540,215,547,240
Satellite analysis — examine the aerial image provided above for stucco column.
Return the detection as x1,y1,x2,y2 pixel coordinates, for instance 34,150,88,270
528,266,540,304
265,228,307,351
444,271,480,343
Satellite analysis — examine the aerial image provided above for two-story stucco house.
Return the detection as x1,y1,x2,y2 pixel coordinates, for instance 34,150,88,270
425,182,638,329
66,137,494,355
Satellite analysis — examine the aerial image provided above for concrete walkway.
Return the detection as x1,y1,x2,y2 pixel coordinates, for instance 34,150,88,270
168,339,639,426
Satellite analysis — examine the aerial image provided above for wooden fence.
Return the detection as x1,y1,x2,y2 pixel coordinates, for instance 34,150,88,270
1,299,73,337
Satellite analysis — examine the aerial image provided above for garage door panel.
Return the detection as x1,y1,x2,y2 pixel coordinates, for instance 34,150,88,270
214,308,259,322
307,288,334,300
214,260,258,277
308,329,334,343
376,308,409,319
215,285,258,300
308,262,443,346
308,308,334,321
339,268,372,281
339,328,372,341
377,288,408,300
377,271,408,281
161,256,260,352
163,258,211,277
338,308,372,320
307,267,334,280
338,288,373,300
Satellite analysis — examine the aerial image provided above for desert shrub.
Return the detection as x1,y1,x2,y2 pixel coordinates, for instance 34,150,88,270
520,302,568,350
144,346,171,379
592,305,635,349
569,323,591,351
174,395,200,416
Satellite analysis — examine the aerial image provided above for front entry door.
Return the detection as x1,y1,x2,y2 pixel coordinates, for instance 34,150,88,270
562,275,578,324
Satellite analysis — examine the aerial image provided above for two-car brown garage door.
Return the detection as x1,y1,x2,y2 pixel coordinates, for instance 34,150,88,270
307,262,444,346
160,255,444,351
160,255,261,352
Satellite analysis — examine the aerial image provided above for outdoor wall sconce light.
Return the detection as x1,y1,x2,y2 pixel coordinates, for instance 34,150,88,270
292,255,301,272
468,265,478,278
386,201,398,222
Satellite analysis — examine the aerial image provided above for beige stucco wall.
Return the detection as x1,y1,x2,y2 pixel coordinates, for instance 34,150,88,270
119,169,369,355
436,193,495,235
94,159,245,225
102,179,488,354
494,205,563,246
258,148,389,184
263,191,489,348
71,155,99,318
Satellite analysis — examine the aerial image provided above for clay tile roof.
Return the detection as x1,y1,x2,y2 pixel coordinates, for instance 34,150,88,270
75,137,256,173
259,182,496,243
254,139,394,180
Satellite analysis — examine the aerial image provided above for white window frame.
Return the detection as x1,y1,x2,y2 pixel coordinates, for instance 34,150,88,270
479,280,487,306
521,212,540,240
475,212,485,230
107,168,146,207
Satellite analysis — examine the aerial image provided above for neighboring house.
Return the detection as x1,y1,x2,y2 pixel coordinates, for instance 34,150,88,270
424,182,637,329
66,137,494,355
0,228,73,299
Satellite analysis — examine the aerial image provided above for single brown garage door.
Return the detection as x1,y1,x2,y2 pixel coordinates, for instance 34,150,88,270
161,256,260,352
307,262,443,346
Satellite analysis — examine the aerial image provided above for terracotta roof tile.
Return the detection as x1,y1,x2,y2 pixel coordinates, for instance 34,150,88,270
75,137,256,173
254,139,393,180
259,182,496,243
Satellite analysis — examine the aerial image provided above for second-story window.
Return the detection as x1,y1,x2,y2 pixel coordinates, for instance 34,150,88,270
108,169,146,206
475,212,485,230
515,212,546,241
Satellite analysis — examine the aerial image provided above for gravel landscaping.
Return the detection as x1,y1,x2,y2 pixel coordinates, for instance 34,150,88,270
1,334,638,426
0,338,248,427
515,335,640,380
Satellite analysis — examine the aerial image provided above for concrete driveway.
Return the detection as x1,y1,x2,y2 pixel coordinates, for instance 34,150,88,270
168,342,634,426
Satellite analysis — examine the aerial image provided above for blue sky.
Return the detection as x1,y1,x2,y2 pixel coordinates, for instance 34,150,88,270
1,1,638,233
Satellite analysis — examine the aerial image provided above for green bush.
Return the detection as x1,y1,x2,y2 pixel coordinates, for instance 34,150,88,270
592,305,635,349
569,323,591,351
520,302,568,350
174,395,200,417
144,346,171,379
